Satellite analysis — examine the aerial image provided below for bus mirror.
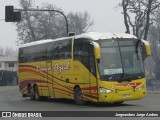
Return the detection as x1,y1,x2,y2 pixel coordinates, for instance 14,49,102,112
93,42,101,59
68,32,75,37
141,40,151,56
136,39,151,61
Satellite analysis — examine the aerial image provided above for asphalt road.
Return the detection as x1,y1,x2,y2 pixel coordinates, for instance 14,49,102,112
0,86,159,120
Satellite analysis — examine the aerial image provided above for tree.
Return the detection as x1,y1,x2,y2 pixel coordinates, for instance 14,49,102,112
15,0,94,44
0,47,4,56
67,11,94,35
16,0,36,43
148,10,160,78
119,0,160,80
0,46,17,56
120,0,160,40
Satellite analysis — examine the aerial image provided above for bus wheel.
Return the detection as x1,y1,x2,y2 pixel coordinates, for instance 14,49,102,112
28,85,35,100
74,87,85,105
34,86,41,101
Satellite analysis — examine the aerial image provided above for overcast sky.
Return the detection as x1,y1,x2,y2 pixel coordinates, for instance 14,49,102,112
0,0,125,49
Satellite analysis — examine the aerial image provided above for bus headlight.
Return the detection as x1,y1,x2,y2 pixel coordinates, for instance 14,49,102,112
138,85,146,90
99,87,112,93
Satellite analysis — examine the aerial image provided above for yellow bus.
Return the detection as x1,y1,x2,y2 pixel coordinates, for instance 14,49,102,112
18,32,151,104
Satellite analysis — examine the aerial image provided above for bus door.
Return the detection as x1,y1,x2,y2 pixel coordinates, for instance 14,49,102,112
46,61,55,98
89,43,98,102
73,38,98,102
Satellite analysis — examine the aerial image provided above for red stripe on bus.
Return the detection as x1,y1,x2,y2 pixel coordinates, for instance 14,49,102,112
54,87,74,95
83,93,98,99
19,66,90,85
81,86,97,90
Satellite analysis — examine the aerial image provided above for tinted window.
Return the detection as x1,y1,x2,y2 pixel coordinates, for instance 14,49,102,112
47,41,59,60
89,43,96,76
8,63,14,67
34,44,47,61
73,38,96,76
19,39,72,63
74,38,89,69
19,43,47,63
100,39,118,47
47,39,72,60
59,39,72,59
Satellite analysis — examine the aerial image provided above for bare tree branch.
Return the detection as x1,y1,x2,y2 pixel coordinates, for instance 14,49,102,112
122,0,130,33
15,1,94,44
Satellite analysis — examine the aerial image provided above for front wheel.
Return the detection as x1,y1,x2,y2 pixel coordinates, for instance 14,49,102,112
34,86,41,101
74,87,85,105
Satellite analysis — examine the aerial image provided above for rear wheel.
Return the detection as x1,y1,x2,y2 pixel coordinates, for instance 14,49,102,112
28,85,35,100
74,87,85,105
34,86,42,101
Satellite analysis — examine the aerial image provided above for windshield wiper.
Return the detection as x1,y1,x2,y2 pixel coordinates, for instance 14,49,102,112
118,73,132,83
135,39,141,53
106,74,121,81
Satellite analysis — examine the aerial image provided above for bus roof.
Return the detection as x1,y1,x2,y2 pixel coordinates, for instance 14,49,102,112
19,32,137,48
75,32,137,40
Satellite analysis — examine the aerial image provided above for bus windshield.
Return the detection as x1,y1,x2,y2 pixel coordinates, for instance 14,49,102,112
97,38,144,82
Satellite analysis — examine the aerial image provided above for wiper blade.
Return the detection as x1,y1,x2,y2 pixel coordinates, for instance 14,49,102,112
118,73,132,83
118,78,132,83
107,74,121,80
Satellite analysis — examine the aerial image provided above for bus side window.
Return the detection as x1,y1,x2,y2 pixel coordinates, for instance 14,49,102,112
25,47,33,62
59,39,72,59
73,38,90,70
47,42,59,60
19,48,24,63
34,44,47,61
73,39,96,76
89,43,96,76
23,47,28,62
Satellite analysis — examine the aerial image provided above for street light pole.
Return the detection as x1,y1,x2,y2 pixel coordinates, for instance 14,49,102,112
16,9,69,36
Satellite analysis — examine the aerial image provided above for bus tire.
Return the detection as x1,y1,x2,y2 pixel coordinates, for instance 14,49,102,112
74,87,85,105
28,85,35,100
34,86,42,101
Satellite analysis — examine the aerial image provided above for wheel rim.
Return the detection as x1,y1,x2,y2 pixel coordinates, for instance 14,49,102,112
76,91,83,101
28,86,34,100
35,87,39,100
75,88,84,104
28,86,32,97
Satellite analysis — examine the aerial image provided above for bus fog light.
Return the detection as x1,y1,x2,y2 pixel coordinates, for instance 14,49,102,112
99,87,112,93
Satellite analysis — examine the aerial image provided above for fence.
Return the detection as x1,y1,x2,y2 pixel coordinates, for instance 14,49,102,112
0,71,17,86
146,79,160,93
